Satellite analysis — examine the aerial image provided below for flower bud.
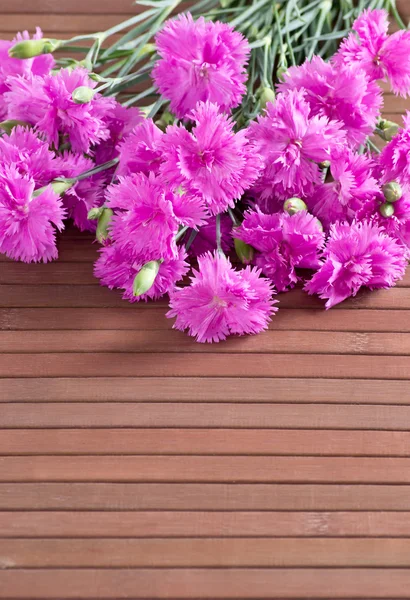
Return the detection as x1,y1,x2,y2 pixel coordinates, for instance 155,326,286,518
133,260,161,297
276,66,288,81
234,237,254,264
87,206,105,221
382,181,402,203
0,120,30,134
283,197,307,215
32,178,74,198
259,87,275,110
379,202,395,218
96,208,113,243
378,119,399,141
8,38,61,59
72,86,96,104
319,160,330,169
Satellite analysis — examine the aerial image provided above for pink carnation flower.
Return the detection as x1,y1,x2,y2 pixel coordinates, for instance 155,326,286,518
95,101,143,165
334,9,410,97
236,208,324,292
160,101,262,215
0,125,56,187
53,152,105,232
106,173,206,261
305,220,407,308
0,166,65,263
379,111,410,188
188,214,233,256
0,28,54,119
248,89,345,210
167,251,277,343
306,150,380,228
6,67,115,153
278,56,383,148
152,13,249,119
94,243,189,302
117,119,163,177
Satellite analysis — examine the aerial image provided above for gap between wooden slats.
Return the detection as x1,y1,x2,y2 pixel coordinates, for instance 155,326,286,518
0,377,408,403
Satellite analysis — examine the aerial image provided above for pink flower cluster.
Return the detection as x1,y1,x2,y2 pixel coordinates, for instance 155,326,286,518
1,9,410,343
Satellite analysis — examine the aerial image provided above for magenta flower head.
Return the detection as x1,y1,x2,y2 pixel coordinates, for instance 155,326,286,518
6,67,115,153
152,13,250,119
94,101,144,165
167,251,277,343
0,28,54,119
236,208,324,292
305,220,407,308
160,101,262,215
94,243,189,303
0,125,56,187
379,111,410,188
53,152,105,232
248,89,345,211
117,118,164,177
335,9,410,97
306,150,380,228
106,172,206,261
278,56,383,148
0,166,65,263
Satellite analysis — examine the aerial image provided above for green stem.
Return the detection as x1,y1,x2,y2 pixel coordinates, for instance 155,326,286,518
74,158,119,182
216,214,223,255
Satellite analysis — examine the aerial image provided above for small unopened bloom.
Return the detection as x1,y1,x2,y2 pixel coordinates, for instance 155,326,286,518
8,37,61,58
234,237,254,264
133,260,161,297
283,198,308,215
382,182,402,203
379,202,395,218
96,208,113,243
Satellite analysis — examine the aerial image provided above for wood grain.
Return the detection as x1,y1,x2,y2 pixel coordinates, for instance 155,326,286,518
0,1,409,598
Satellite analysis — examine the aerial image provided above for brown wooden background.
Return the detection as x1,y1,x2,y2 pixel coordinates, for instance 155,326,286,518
1,1,410,598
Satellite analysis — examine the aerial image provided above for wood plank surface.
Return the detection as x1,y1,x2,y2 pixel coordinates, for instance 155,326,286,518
0,1,409,599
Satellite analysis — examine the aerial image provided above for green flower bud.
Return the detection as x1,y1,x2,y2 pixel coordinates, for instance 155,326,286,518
72,86,96,104
276,66,288,81
32,178,74,198
96,208,113,243
319,160,330,169
382,181,402,203
378,119,399,141
9,38,61,59
234,237,254,265
379,202,395,218
283,197,307,215
133,260,161,297
259,87,275,110
0,120,30,134
87,206,105,221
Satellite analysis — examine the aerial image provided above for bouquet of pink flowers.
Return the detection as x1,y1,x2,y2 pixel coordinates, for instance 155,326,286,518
1,6,410,342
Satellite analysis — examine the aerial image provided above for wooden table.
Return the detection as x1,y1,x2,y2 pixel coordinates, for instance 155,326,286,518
1,1,410,598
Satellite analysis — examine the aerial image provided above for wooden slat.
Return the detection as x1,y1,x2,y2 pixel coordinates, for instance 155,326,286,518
2,568,410,598
0,352,409,378
0,1,139,14
2,403,410,430
3,428,410,455
1,376,408,403
4,537,410,567
0,14,135,32
4,308,410,332
1,455,410,483
3,510,410,538
3,329,410,354
4,284,410,309
2,483,410,511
